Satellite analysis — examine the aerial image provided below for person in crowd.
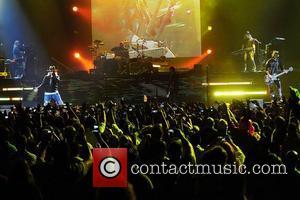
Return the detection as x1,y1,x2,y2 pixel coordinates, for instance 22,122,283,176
0,89,299,200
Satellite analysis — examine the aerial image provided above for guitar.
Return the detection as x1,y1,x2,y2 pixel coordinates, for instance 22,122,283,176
264,67,293,85
232,46,255,55
5,57,25,65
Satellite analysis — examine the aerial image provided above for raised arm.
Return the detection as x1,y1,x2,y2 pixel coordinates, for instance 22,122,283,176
96,104,106,134
35,75,47,91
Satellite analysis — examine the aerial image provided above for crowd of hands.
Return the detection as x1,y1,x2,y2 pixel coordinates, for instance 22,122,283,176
0,88,299,199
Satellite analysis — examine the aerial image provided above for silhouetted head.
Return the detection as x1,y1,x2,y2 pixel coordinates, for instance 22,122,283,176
274,116,286,129
13,40,20,47
52,141,71,164
168,139,183,162
201,146,228,165
150,124,164,140
64,126,77,143
285,150,298,169
15,135,27,152
217,119,228,135
272,50,279,59
169,66,176,73
48,65,56,73
0,126,10,143
205,117,215,129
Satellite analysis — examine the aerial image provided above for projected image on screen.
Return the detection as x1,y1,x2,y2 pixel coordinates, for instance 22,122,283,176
92,0,201,58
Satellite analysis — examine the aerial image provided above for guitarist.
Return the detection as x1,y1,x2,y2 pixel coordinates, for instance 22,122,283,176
12,40,26,79
265,50,283,102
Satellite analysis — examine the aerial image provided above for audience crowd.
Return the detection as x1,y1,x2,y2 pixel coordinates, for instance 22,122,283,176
0,87,299,200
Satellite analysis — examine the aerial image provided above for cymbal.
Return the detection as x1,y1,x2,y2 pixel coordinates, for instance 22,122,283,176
88,46,96,51
94,40,104,45
121,40,130,44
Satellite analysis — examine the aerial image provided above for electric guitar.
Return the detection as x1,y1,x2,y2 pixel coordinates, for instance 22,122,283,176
232,46,255,55
264,67,293,85
5,57,25,65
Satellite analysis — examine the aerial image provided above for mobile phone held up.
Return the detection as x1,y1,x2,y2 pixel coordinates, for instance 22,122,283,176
92,125,99,133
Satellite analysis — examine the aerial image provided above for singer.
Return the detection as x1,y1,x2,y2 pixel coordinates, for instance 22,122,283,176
34,66,64,106
242,31,259,72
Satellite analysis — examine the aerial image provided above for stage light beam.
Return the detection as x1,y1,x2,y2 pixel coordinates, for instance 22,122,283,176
214,91,267,97
202,82,253,86
183,48,214,68
73,51,93,71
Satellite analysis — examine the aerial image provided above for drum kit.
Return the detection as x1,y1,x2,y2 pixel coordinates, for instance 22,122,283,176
88,37,173,75
88,40,105,59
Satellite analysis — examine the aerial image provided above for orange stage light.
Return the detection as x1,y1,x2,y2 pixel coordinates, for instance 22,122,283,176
74,52,81,59
182,49,213,68
72,6,79,12
73,51,93,71
207,49,212,54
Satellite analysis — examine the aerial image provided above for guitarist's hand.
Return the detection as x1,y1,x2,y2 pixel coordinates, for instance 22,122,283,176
5,59,15,64
34,87,38,93
265,72,273,79
267,74,273,79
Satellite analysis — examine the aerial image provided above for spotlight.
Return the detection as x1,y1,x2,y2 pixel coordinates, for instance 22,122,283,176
208,26,213,31
214,91,267,97
186,9,192,15
72,6,79,12
74,52,81,59
206,49,212,55
202,82,253,86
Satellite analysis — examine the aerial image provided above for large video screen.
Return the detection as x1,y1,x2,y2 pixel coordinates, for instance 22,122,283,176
92,0,201,58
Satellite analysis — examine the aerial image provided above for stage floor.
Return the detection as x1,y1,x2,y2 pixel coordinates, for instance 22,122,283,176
57,70,288,104
0,68,298,106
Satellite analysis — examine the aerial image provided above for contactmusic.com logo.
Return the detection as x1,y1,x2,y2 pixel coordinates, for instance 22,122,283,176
93,148,128,187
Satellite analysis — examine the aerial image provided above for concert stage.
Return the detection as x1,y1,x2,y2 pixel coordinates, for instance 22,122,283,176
0,65,298,107
59,68,299,105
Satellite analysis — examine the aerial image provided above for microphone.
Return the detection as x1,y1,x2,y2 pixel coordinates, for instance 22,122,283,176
254,38,261,44
275,37,285,41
